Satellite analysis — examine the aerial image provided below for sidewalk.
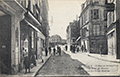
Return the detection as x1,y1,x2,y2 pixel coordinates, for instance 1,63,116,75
0,54,52,77
0,54,51,77
64,51,120,76
17,54,51,77
87,53,120,63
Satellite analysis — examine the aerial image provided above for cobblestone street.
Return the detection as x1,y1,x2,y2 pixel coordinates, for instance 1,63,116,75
37,51,89,76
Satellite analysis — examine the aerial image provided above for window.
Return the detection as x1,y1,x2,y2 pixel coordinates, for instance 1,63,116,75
107,12,114,27
91,10,93,20
100,25,102,35
31,31,34,48
81,16,83,25
93,25,96,35
26,0,28,8
96,25,100,35
94,9,99,19
104,10,107,20
93,25,100,35
107,0,114,3
91,9,99,20
84,12,87,24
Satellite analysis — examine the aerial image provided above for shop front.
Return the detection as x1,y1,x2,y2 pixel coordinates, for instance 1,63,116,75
89,36,107,54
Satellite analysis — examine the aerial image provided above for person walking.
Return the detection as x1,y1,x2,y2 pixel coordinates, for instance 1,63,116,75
30,53,36,66
59,46,61,55
23,48,30,73
65,45,68,51
99,45,103,56
57,46,61,56
73,45,75,53
77,46,79,52
48,46,51,54
70,45,72,52
45,47,48,56
53,47,56,56
81,45,84,52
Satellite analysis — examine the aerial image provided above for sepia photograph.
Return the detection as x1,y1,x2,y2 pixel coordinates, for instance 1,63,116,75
0,0,120,77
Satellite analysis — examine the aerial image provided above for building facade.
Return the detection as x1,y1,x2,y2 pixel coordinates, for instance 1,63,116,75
66,20,80,51
49,35,62,47
78,0,114,54
0,0,49,74
107,0,120,59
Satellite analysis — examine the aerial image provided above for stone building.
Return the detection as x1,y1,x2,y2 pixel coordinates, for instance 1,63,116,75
49,35,62,46
0,0,49,74
107,0,120,59
66,20,80,51
40,0,50,47
79,0,113,53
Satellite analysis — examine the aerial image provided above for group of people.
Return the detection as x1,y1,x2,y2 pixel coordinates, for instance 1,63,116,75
53,45,61,56
22,48,36,74
45,46,51,56
64,45,85,53
71,45,86,53
22,45,62,74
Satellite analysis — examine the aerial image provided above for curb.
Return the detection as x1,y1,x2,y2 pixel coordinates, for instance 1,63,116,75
34,55,52,77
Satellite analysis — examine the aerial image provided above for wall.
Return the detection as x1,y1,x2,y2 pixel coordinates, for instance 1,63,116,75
116,0,120,59
107,30,116,58
0,15,11,74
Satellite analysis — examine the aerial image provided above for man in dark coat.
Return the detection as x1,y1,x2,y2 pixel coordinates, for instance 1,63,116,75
53,47,56,55
23,49,30,73
70,45,72,52
65,45,68,51
73,45,75,53
57,46,61,55
30,54,36,66
45,47,48,56
23,56,30,73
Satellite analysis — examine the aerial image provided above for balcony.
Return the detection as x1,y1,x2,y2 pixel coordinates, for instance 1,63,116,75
105,3,115,12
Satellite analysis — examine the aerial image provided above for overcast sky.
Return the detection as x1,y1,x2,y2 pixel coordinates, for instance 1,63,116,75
48,0,85,39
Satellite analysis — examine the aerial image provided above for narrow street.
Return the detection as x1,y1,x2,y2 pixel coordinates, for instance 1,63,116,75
36,51,89,76
0,0,120,76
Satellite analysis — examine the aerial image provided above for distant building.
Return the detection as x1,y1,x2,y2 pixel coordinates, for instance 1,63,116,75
49,35,62,46
61,39,67,45
0,0,49,74
66,20,80,50
107,0,120,59
78,0,114,53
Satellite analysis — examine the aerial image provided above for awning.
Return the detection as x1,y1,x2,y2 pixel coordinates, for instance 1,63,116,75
25,11,42,27
5,0,27,13
25,19,45,40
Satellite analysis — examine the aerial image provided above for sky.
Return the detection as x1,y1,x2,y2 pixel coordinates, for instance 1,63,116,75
48,0,85,39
